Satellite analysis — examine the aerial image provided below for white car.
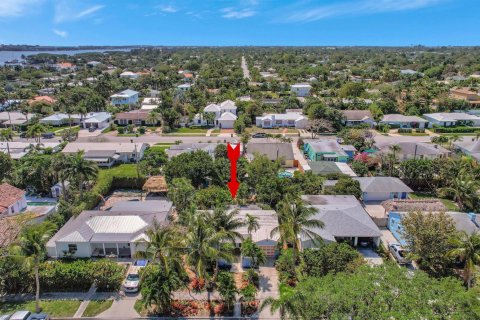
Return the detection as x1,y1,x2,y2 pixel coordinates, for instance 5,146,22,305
389,243,412,265
123,273,141,293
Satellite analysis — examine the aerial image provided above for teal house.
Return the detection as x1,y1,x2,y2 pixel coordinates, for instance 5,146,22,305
303,140,356,162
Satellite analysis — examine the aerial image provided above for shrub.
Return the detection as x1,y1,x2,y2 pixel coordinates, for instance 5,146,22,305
138,126,146,134
301,243,364,277
398,128,413,134
275,249,298,284
216,272,237,308
242,269,259,288
433,126,480,133
117,126,125,134
240,283,257,302
415,128,425,133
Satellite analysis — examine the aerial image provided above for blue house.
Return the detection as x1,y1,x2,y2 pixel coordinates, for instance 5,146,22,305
110,89,139,106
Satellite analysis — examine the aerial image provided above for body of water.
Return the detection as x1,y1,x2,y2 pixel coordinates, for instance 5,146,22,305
0,48,132,65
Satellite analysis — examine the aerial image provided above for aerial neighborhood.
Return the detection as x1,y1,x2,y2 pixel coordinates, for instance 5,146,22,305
0,46,480,319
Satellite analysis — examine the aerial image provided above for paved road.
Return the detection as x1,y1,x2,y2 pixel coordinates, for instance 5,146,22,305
241,56,250,80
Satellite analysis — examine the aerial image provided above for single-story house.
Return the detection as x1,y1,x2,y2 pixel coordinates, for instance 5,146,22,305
62,142,147,167
46,202,172,258
450,88,480,103
453,138,480,162
291,83,312,97
40,112,111,129
380,114,429,129
423,112,480,127
1,141,62,160
235,209,279,257
165,143,220,159
341,110,375,127
307,161,357,177
246,142,295,167
115,110,155,126
388,211,479,246
110,89,139,106
0,183,27,216
301,195,382,248
376,141,451,161
255,112,308,129
354,177,413,202
303,139,356,162
0,112,33,127
120,71,140,80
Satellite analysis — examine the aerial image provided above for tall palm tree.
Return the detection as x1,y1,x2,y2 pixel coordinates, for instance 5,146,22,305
240,132,250,155
185,214,233,282
388,144,401,175
26,123,47,144
146,110,160,126
447,232,480,289
260,283,303,320
0,128,14,155
62,152,98,199
272,195,324,252
134,222,184,274
9,223,57,313
205,207,244,244
438,174,479,211
245,213,260,238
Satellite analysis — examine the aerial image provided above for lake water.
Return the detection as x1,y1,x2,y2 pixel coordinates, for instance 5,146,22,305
0,48,132,65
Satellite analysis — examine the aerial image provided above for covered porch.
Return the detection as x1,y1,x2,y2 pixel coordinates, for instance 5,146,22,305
90,242,133,258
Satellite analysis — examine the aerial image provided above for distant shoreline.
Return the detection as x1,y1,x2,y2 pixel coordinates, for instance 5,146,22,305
0,45,146,52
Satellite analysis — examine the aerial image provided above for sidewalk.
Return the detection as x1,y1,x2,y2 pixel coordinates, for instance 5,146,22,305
73,285,97,318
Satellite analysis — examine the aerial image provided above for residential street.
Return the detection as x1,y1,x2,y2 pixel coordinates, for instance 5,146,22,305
241,56,251,80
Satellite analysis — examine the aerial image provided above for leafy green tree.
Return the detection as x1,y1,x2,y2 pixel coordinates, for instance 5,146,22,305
351,161,368,177
272,195,324,251
0,152,13,182
139,148,168,176
338,82,365,98
447,231,480,288
213,144,227,159
9,222,57,313
438,174,480,211
26,123,47,144
260,284,303,320
194,186,231,209
330,176,362,199
241,238,266,268
216,271,237,310
402,211,457,277
164,150,216,187
301,243,363,277
167,178,195,213
245,213,260,237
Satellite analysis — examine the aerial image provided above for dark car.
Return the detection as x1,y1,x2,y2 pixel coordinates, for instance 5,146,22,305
19,132,27,138
41,132,54,139
252,132,266,138
88,126,96,132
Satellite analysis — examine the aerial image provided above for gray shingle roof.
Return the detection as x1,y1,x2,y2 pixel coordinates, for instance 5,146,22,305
301,195,381,240
353,177,413,193
246,142,294,161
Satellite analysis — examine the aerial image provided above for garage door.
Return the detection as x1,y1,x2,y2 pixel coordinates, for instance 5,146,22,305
259,245,276,257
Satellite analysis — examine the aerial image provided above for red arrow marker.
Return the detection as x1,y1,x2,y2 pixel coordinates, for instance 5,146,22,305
227,143,240,199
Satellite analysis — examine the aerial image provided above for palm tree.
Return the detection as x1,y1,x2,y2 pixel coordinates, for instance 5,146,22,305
388,144,401,175
272,195,324,252
449,134,462,150
240,132,250,155
9,223,57,313
185,214,233,282
438,174,479,211
0,128,14,155
62,152,98,199
447,232,480,288
260,283,303,320
146,110,160,127
205,207,244,244
26,123,47,144
245,213,260,238
134,222,184,274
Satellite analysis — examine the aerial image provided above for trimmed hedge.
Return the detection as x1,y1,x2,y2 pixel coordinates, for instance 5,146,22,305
398,128,412,134
433,126,480,133
0,259,125,294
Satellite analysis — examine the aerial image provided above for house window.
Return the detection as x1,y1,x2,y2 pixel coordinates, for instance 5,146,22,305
68,244,77,254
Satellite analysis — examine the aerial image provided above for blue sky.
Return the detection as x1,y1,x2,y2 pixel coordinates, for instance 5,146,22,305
0,0,479,46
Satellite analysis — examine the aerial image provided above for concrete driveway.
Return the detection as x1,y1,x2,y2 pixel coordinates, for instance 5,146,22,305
358,247,384,266
257,258,280,319
97,291,140,319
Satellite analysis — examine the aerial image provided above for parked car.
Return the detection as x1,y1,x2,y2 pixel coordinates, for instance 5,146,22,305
252,132,266,138
10,311,31,320
123,273,141,293
0,315,12,320
88,126,96,132
41,132,54,139
19,132,27,138
389,243,411,265
27,314,49,320
218,259,232,270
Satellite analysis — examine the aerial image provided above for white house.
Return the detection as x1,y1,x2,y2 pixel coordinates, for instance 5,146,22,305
291,83,312,97
110,89,139,106
354,177,413,202
1,141,62,160
177,83,192,92
256,112,308,129
0,183,27,216
119,71,139,80
46,201,173,258
40,112,111,129
380,114,429,129
140,98,161,110
423,112,480,127
341,110,375,127
194,100,238,129
62,142,147,167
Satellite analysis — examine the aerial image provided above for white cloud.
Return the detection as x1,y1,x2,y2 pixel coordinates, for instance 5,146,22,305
53,29,68,37
54,1,105,23
0,0,43,17
158,5,178,13
285,0,444,23
221,8,256,19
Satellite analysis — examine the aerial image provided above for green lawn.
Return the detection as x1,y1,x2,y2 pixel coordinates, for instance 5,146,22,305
246,126,298,134
99,164,139,178
150,145,170,152
49,125,80,132
170,127,209,133
410,192,459,211
82,300,113,317
0,300,81,317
